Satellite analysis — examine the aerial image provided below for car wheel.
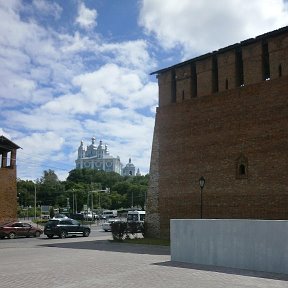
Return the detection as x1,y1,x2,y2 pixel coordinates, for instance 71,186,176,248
59,231,67,239
47,235,54,239
35,231,41,237
83,229,90,237
8,232,16,239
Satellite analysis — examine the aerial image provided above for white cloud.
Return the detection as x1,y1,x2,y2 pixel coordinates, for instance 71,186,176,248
31,0,62,19
40,63,157,116
0,2,76,104
100,40,156,70
76,2,97,30
41,92,107,115
139,0,288,58
18,132,64,154
0,128,11,139
15,132,66,180
60,31,97,53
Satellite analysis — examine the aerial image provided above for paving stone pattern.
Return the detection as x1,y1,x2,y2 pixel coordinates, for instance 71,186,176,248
0,235,287,288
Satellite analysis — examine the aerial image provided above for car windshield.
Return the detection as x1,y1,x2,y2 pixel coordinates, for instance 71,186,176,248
127,214,138,221
53,214,68,218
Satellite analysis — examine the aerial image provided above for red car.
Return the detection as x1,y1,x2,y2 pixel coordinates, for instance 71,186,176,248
0,222,43,239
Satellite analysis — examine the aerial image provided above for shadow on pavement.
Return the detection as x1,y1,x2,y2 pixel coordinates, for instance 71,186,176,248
39,239,170,256
153,261,288,281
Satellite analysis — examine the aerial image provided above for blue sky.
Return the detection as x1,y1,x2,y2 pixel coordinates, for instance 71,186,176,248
1,0,288,181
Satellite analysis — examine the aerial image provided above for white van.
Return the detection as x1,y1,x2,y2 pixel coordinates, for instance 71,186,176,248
102,210,117,219
127,210,145,223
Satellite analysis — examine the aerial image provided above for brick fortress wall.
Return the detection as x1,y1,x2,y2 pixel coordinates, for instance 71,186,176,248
147,27,288,239
0,168,17,223
0,140,19,224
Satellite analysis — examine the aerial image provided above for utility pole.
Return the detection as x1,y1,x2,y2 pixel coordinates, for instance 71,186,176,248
72,190,75,214
34,183,37,220
91,192,93,212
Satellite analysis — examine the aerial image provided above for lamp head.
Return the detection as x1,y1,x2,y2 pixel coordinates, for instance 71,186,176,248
199,176,205,189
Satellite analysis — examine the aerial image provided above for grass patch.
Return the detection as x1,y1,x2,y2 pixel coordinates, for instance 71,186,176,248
113,237,170,246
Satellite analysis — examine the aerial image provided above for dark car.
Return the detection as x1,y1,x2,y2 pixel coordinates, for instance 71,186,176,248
0,222,43,239
44,218,90,239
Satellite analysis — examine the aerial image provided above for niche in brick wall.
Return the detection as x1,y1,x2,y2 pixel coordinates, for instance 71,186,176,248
236,154,248,179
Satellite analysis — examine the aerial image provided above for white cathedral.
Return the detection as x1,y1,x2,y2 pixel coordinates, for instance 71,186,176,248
75,137,140,176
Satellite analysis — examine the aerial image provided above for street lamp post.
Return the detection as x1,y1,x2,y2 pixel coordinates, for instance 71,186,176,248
91,192,93,212
72,189,75,214
34,183,37,220
92,188,110,210
199,176,205,219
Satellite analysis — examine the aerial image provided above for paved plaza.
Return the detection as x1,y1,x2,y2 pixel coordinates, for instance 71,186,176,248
0,231,287,288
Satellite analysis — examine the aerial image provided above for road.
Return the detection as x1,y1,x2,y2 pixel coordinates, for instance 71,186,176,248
0,225,287,288
0,224,111,246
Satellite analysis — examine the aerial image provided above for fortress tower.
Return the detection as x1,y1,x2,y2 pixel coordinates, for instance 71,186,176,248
146,26,288,238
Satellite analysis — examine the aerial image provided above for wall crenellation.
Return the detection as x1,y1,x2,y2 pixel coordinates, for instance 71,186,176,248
153,26,288,107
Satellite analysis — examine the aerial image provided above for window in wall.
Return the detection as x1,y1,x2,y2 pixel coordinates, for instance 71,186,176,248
239,164,246,175
236,48,244,86
191,62,197,97
171,69,176,103
278,64,282,77
225,79,229,90
6,152,10,167
236,154,248,179
262,42,270,80
212,55,219,93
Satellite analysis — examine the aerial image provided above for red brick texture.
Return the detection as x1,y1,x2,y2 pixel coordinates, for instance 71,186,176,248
148,27,288,239
0,168,17,223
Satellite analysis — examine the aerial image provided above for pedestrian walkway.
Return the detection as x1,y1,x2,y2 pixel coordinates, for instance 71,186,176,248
0,236,287,288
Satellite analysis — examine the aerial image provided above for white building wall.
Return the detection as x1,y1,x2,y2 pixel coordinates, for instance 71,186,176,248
171,219,288,275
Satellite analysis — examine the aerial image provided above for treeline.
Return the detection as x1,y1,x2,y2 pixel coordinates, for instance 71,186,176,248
17,168,149,212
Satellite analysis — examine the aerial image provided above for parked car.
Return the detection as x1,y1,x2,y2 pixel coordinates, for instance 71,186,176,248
52,214,69,220
101,210,117,219
44,218,90,239
0,222,43,239
79,211,98,221
70,213,85,221
102,218,120,232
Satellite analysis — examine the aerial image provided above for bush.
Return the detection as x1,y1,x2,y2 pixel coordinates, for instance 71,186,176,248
127,222,145,236
111,221,146,241
111,221,127,241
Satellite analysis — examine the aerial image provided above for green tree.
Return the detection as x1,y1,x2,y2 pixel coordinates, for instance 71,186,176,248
17,169,149,212
49,206,55,218
17,179,35,207
37,169,64,206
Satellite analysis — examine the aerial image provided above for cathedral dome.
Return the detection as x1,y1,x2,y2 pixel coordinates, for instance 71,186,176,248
97,140,105,150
